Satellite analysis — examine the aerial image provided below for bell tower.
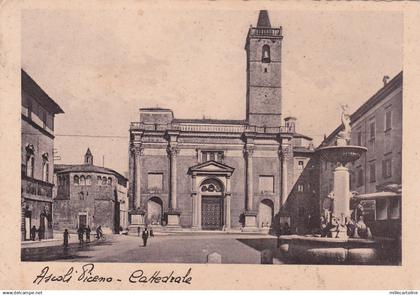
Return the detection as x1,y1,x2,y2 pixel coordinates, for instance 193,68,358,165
245,10,283,127
84,148,93,165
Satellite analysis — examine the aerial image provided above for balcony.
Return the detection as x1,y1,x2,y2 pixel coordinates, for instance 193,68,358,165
21,175,53,200
249,27,282,38
130,122,294,134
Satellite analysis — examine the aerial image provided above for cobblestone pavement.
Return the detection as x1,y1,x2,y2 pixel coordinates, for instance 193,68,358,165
22,233,286,264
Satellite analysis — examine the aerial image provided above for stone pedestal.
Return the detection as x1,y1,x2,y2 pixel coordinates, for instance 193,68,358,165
167,213,180,227
332,166,351,238
128,213,145,235
243,211,258,232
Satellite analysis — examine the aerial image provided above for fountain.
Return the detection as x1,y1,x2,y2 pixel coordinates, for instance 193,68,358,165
279,105,399,264
316,104,367,238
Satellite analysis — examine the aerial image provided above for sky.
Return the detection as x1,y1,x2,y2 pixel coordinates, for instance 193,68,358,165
21,9,403,176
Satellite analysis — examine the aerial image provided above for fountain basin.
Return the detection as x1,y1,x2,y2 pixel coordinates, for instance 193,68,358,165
279,235,400,265
317,145,367,165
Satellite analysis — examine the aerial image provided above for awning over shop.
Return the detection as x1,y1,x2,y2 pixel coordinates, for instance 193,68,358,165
352,191,401,200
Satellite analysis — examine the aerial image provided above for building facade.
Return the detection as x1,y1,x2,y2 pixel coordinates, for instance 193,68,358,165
53,149,128,234
319,72,402,238
21,69,64,240
127,11,315,232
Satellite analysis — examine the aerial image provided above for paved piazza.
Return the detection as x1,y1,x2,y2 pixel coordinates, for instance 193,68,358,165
22,233,286,264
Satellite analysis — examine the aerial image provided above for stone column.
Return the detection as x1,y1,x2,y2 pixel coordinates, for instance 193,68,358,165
333,165,351,238
191,175,199,229
243,145,257,231
225,176,231,230
244,145,254,211
167,145,179,209
128,144,145,234
128,147,135,211
134,145,143,209
198,193,202,228
166,144,180,227
280,143,291,206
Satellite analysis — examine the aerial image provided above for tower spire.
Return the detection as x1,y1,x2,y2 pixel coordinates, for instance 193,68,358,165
84,148,93,165
257,10,271,28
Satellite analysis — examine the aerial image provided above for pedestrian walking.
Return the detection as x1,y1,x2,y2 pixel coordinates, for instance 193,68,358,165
142,228,149,247
63,229,69,247
96,225,103,240
77,226,84,245
38,227,44,241
30,225,37,241
150,228,154,237
85,226,91,243
283,222,290,235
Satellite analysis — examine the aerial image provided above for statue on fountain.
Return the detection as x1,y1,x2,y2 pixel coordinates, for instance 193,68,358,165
336,104,351,146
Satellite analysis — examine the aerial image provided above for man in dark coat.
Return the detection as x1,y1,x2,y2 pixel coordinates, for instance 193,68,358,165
63,229,70,247
30,226,37,241
77,226,84,245
142,228,149,247
38,226,44,241
85,226,91,243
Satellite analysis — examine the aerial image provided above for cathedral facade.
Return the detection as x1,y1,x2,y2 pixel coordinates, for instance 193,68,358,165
127,11,315,232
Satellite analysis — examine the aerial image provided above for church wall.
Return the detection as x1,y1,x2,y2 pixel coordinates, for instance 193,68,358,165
54,171,121,233
224,153,246,228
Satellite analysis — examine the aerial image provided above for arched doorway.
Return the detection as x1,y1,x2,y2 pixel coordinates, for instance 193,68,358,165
200,178,224,230
259,199,274,228
147,197,163,225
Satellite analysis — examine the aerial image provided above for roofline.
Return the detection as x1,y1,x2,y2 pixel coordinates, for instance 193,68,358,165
350,71,402,124
140,107,173,112
320,71,403,146
21,69,64,114
55,164,128,181
173,118,247,125
293,132,313,141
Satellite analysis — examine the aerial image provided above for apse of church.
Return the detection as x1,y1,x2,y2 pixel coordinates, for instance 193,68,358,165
128,10,315,232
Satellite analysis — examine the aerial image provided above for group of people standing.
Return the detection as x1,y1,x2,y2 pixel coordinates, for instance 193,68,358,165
319,214,372,239
63,225,104,247
29,225,45,241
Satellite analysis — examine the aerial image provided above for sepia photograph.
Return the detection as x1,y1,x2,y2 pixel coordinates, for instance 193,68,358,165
19,7,404,266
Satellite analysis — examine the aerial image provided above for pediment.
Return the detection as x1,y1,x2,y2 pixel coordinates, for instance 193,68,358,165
188,160,234,175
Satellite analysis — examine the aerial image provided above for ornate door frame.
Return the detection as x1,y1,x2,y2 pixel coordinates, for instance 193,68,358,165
188,160,234,231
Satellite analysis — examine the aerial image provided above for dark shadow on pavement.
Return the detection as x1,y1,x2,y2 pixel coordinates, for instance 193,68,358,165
21,239,112,261
236,237,291,264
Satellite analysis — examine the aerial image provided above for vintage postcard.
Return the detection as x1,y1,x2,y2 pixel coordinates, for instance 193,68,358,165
0,0,420,291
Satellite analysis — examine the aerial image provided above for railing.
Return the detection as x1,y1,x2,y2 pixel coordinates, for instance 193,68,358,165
249,27,282,37
21,176,53,198
130,122,295,134
179,124,245,133
130,122,174,131
245,125,294,134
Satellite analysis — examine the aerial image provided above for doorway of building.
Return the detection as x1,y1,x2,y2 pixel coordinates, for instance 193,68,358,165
78,213,87,229
259,199,274,228
201,196,224,230
147,197,163,225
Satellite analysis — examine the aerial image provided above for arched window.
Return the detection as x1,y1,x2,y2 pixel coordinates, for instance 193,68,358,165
74,175,79,185
42,153,49,182
107,177,112,185
80,175,86,186
25,145,35,178
97,176,102,185
262,44,270,63
102,177,107,185
86,175,91,185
